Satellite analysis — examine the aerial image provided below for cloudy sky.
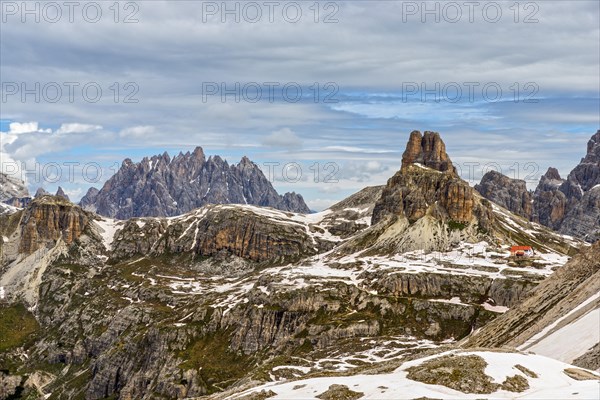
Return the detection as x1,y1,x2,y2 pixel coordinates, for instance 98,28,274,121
1,0,599,210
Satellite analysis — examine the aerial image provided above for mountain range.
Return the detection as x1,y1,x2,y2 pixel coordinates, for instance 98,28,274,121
79,147,310,218
0,131,598,399
476,130,600,242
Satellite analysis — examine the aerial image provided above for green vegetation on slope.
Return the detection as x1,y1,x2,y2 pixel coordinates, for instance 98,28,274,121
0,303,39,351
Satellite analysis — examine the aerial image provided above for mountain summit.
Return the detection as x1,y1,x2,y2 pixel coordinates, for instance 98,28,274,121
79,147,310,219
373,130,486,227
401,130,457,174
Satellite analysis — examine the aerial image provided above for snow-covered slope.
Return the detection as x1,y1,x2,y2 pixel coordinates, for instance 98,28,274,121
465,241,600,371
524,305,599,366
227,350,600,400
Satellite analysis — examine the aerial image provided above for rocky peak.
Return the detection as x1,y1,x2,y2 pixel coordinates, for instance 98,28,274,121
79,187,100,212
401,130,456,174
543,167,562,181
79,148,310,219
122,158,134,168
530,131,600,241
475,171,533,219
567,131,600,192
536,168,565,193
55,186,70,202
239,155,253,166
584,130,600,163
192,146,205,162
34,187,50,198
372,131,489,229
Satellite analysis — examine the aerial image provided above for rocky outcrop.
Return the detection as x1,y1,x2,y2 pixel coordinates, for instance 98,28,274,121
0,370,22,400
373,165,478,225
18,196,90,254
475,171,533,219
532,131,600,242
79,187,99,211
372,131,490,230
319,186,383,238
109,205,323,263
474,131,600,242
572,343,600,371
401,130,456,174
34,188,49,198
80,148,310,219
0,172,30,208
559,187,600,241
361,269,537,308
532,168,568,230
0,172,29,202
569,130,600,191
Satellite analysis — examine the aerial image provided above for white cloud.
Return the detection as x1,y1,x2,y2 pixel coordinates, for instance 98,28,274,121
0,1,596,208
261,128,303,150
56,123,102,134
119,126,157,138
7,122,50,134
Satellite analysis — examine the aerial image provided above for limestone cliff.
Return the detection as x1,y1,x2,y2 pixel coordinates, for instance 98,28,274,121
18,196,90,254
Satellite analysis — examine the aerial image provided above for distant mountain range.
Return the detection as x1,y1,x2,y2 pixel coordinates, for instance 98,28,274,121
79,147,310,218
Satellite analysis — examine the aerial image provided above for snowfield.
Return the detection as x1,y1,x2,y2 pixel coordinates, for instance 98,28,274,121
230,351,600,400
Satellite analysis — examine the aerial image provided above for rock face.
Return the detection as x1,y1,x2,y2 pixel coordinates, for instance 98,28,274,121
80,148,310,219
0,172,29,201
0,172,30,208
79,187,99,211
475,171,533,219
401,130,456,174
109,205,324,263
373,131,487,227
532,168,568,230
18,196,90,254
474,131,600,242
34,188,50,198
533,131,600,242
55,186,70,202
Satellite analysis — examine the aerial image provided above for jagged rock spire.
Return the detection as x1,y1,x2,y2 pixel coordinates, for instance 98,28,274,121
34,187,50,198
56,186,70,201
79,148,310,219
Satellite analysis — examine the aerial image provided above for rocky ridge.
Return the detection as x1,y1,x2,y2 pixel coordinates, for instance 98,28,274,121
476,130,600,242
79,148,310,219
475,170,533,219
